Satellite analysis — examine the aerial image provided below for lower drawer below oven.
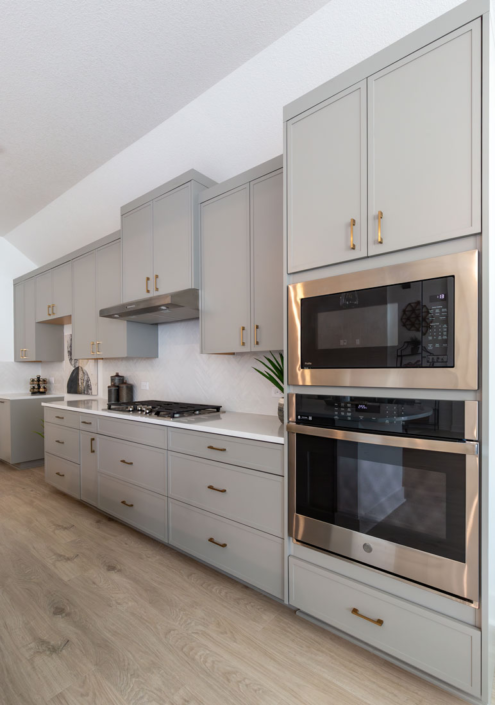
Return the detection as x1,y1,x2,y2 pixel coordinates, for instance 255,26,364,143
289,557,480,697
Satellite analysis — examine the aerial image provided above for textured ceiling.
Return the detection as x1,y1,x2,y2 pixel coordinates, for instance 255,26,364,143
0,0,329,237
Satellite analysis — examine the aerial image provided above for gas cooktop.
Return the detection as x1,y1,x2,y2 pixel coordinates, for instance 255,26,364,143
107,400,222,418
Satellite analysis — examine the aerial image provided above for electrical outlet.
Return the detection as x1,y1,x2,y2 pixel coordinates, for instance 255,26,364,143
271,388,283,398
141,382,150,391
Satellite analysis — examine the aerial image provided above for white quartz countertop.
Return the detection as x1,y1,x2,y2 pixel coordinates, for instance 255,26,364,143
0,393,65,401
42,398,284,444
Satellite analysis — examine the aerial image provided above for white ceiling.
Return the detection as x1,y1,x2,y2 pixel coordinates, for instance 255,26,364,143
0,0,329,238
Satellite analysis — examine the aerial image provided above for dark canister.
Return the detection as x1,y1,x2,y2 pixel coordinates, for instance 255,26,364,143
119,382,134,403
111,372,125,387
108,384,120,404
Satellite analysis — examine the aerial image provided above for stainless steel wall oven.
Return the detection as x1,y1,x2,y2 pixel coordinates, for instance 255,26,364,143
288,250,478,389
288,393,479,604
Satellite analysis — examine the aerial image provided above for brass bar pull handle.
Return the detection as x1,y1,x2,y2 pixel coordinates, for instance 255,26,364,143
146,276,151,294
154,274,159,292
24,350,28,358
55,472,65,477
207,445,226,452
90,342,95,355
254,324,259,346
96,341,102,355
377,210,383,244
51,304,56,315
208,538,227,548
90,437,95,454
120,459,134,465
351,608,384,627
55,416,64,419
55,440,65,444
81,421,92,425
47,304,51,317
121,500,134,507
207,485,227,493
240,326,245,347
350,218,356,250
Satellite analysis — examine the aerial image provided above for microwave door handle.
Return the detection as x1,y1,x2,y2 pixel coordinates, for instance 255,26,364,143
286,423,478,456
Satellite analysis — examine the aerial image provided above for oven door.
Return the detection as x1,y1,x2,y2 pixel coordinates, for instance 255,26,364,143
288,424,479,604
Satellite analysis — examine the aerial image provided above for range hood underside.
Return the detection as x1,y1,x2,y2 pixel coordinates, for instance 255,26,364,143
99,289,199,325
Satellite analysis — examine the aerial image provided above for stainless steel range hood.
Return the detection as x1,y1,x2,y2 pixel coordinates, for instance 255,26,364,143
99,289,199,325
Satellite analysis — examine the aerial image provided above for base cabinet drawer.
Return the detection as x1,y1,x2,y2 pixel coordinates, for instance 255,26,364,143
45,423,80,463
98,416,167,449
169,499,284,599
45,453,81,499
289,557,481,697
169,429,283,475
98,436,166,495
45,408,80,429
98,473,167,541
168,452,283,537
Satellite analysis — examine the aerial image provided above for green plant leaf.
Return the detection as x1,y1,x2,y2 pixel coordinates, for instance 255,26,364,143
255,356,283,382
253,368,283,393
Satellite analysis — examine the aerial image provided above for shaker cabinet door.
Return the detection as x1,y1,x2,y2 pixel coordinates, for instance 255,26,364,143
13,283,25,361
72,252,97,360
368,20,481,256
52,263,72,319
287,80,367,273
80,431,98,506
251,169,283,352
122,202,153,302
153,183,192,294
201,186,251,353
23,278,36,362
35,271,53,322
96,241,127,358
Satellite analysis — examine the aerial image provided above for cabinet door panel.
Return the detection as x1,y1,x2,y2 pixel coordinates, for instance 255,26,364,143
153,183,192,294
14,283,24,361
287,80,367,273
368,20,481,255
251,170,283,352
35,271,53,322
23,278,36,361
52,263,72,318
81,431,98,506
122,203,153,302
201,186,251,353
72,253,97,360
96,241,127,358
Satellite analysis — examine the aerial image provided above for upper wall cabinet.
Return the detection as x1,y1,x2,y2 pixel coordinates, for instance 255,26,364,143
35,263,72,322
286,19,481,273
121,171,216,303
14,280,63,362
367,20,481,256
200,158,283,354
72,240,158,360
287,81,367,273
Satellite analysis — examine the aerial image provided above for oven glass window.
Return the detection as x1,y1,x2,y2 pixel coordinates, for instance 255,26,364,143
296,434,466,562
300,276,454,369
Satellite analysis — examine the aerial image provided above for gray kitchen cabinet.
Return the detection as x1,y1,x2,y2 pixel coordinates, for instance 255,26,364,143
287,81,367,273
0,396,63,467
14,280,63,362
35,263,72,322
201,185,251,353
121,171,215,304
73,243,158,360
80,430,98,506
251,170,283,352
367,20,481,256
200,157,283,354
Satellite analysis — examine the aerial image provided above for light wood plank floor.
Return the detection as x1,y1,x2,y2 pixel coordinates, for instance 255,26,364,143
0,462,487,705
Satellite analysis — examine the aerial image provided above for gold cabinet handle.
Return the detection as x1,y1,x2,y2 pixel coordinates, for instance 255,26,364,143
154,274,159,292
377,210,383,244
55,415,64,419
121,500,134,507
81,420,92,425
55,472,65,477
146,276,151,294
351,608,384,627
90,342,95,355
254,324,259,346
96,341,102,355
20,349,25,359
120,459,133,465
207,485,227,493
24,349,29,359
208,537,227,548
350,218,356,250
47,304,51,317
51,304,56,316
90,437,95,454
55,440,65,444
240,326,245,347
207,445,226,452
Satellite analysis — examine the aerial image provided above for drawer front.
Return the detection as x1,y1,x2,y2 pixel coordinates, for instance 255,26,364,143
98,436,166,495
168,452,283,537
45,407,80,429
45,453,80,499
98,416,167,449
169,429,283,475
289,557,481,696
45,423,80,463
169,500,284,599
79,414,98,431
98,474,167,541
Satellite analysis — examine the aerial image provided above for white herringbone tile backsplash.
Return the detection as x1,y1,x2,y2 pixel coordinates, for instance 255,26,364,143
0,361,40,394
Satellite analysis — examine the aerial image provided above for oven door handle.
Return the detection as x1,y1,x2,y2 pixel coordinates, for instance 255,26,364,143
286,423,478,456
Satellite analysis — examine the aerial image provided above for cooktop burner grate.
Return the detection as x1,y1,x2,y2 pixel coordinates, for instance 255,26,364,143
107,400,222,418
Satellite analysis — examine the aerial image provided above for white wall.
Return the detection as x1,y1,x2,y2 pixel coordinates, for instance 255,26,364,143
5,0,463,266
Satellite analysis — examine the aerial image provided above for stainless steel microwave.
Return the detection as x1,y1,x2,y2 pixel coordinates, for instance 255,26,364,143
288,250,478,390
